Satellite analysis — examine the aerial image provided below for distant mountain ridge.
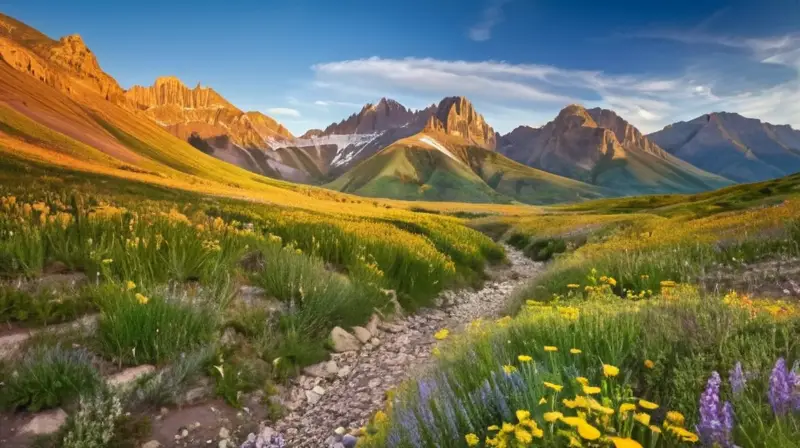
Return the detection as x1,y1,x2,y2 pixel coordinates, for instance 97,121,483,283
648,112,800,183
497,105,732,194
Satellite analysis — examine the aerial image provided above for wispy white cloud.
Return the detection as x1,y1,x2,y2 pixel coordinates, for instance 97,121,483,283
267,107,301,118
311,28,800,134
314,100,363,108
468,0,513,42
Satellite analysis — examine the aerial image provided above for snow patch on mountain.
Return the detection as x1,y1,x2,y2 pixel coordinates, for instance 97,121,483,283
420,136,461,164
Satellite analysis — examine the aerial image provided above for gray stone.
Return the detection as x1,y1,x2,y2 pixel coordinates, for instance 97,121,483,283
312,385,326,395
342,434,358,448
0,331,30,360
365,313,380,335
141,441,161,448
107,365,156,388
303,360,339,379
337,365,352,378
333,443,345,448
330,327,361,352
370,337,381,347
305,389,322,405
20,408,67,435
352,326,371,344
219,427,230,439
334,426,346,436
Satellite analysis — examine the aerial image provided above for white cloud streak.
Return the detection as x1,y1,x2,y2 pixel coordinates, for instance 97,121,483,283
267,107,301,118
468,0,512,42
311,29,800,134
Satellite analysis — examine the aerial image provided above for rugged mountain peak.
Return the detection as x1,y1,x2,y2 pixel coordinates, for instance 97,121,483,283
432,96,496,149
301,129,325,139
586,107,665,156
322,98,416,135
125,76,232,110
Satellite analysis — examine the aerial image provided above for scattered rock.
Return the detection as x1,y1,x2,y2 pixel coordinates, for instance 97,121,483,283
330,327,361,352
0,331,31,360
305,390,322,405
366,314,381,335
352,326,371,344
303,360,339,379
107,364,156,388
219,427,230,439
141,441,161,448
20,409,68,435
342,434,358,448
273,246,540,446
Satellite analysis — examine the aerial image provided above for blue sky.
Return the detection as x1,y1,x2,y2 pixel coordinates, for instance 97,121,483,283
5,0,800,135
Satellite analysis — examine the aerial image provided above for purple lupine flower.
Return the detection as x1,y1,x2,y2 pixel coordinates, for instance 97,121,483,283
492,381,512,421
439,398,459,437
697,371,736,447
789,361,800,411
729,362,746,395
397,406,423,447
455,396,475,433
769,358,792,416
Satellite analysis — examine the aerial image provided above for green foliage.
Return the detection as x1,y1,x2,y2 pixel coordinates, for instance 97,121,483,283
0,285,97,326
208,348,270,408
524,238,567,261
0,345,102,412
96,291,216,366
61,389,123,448
125,347,213,410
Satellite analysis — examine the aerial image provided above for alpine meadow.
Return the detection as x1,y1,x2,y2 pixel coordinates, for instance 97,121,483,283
0,3,799,448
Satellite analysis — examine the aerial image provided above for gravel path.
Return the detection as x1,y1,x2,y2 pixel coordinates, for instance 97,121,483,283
250,246,541,447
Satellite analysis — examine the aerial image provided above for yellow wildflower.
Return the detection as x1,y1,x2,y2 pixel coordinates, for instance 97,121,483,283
503,365,517,374
543,381,563,392
666,411,685,426
135,293,149,305
125,280,136,291
668,426,699,442
619,403,636,413
561,416,583,427
432,347,441,357
607,277,617,286
515,427,533,444
501,422,515,433
465,433,479,446
563,398,577,408
577,421,601,441
374,410,388,423
576,377,589,386
102,258,113,264
518,355,533,362
582,385,601,395
638,399,659,410
603,364,620,377
434,328,449,340
568,435,582,447
538,397,547,405
660,280,676,287
516,410,531,422
608,437,643,448
544,346,558,352
644,359,655,369
634,413,651,426
543,411,563,423
488,425,500,431
567,284,580,289
570,348,582,354
649,425,662,434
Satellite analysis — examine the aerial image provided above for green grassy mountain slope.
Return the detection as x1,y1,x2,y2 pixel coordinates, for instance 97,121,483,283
328,132,608,204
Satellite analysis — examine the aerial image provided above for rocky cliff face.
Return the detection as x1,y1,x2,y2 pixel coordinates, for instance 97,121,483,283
427,96,496,149
0,13,123,101
321,98,416,135
124,77,293,149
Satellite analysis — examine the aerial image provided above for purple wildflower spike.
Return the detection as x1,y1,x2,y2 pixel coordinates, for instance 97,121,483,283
769,358,792,416
729,362,746,395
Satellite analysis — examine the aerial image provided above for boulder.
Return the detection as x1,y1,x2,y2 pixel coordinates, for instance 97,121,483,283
365,314,380,335
330,327,361,352
20,408,67,435
107,364,156,388
352,326,371,344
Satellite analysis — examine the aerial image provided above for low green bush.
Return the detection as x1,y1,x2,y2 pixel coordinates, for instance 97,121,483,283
524,237,567,261
96,291,216,366
0,345,102,412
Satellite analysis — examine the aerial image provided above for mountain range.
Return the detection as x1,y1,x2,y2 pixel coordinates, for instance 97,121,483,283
0,13,798,205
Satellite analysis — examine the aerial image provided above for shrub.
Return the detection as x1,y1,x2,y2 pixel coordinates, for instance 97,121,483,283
125,347,213,410
61,389,122,448
0,286,96,326
0,345,101,412
524,238,567,261
96,291,216,366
